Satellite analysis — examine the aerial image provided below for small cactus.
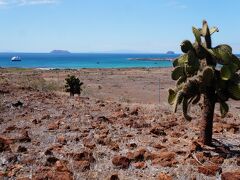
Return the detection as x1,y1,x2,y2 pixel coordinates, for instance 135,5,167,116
65,75,83,96
169,20,240,145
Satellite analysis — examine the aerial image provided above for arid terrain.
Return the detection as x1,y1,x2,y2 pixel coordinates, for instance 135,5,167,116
0,67,240,180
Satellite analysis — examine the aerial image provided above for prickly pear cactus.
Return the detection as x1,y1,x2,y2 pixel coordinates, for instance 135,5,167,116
169,20,240,120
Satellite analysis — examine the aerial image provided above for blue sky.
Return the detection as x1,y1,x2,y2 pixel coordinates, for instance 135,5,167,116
0,0,239,53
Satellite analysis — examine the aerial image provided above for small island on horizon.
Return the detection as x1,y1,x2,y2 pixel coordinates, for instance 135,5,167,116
50,50,71,54
166,51,175,54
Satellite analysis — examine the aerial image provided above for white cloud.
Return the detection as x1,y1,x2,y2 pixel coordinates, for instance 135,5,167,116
165,0,187,9
0,0,58,7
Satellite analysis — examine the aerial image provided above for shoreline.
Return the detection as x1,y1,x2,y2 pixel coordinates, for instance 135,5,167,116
1,66,173,71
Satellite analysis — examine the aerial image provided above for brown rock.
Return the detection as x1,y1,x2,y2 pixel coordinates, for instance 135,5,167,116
130,108,139,116
126,142,137,149
0,135,12,152
152,143,166,150
83,138,96,149
97,116,109,122
198,164,222,176
109,174,120,180
57,135,67,145
151,152,177,167
73,160,90,172
112,155,130,169
48,121,60,130
132,162,146,169
109,141,119,151
157,173,173,180
69,151,95,163
45,156,59,166
150,127,166,136
190,141,203,152
18,130,31,142
221,171,240,180
17,146,27,153
210,156,224,165
133,148,148,161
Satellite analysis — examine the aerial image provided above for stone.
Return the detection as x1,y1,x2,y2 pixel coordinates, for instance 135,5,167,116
73,160,90,172
45,156,59,166
112,155,130,169
69,151,95,163
198,164,222,176
190,141,203,152
17,146,27,153
152,143,166,149
157,173,173,180
132,162,146,169
150,127,166,136
48,121,60,130
151,152,177,167
109,174,120,180
57,135,67,145
109,142,119,151
221,171,240,180
83,138,96,149
0,135,12,152
130,108,139,116
126,143,137,149
18,130,31,142
97,116,109,122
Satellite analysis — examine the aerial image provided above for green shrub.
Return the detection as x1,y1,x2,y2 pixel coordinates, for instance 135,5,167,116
65,75,83,96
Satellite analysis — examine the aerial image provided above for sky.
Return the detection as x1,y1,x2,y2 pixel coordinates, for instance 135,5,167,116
0,0,239,53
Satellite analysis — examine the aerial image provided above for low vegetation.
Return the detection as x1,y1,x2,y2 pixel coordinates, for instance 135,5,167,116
65,75,83,96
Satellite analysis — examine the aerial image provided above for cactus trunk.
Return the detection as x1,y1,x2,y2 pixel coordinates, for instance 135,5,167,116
200,88,215,145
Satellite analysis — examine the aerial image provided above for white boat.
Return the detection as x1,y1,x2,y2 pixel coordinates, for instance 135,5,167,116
11,56,21,61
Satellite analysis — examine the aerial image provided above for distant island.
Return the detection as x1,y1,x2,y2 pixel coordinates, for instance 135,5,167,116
166,51,175,54
50,50,71,54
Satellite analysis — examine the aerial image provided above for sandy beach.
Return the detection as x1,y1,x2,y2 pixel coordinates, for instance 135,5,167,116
0,67,240,179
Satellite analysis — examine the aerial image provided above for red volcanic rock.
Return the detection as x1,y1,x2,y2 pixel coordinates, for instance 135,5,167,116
152,143,166,150
126,142,137,149
132,162,146,169
57,135,67,145
18,130,31,142
34,161,73,180
112,155,130,169
150,127,166,136
73,160,90,172
210,156,225,165
17,146,27,153
109,174,120,180
48,121,60,130
69,150,95,163
83,138,96,149
0,135,12,152
198,164,222,176
221,171,240,180
190,141,203,152
109,141,119,151
157,173,173,180
45,156,59,166
151,152,177,167
130,108,139,116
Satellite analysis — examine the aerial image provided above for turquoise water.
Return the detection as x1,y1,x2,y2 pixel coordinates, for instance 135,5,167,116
0,53,178,69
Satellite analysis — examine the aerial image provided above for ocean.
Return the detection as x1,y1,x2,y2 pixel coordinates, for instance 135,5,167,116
0,53,179,69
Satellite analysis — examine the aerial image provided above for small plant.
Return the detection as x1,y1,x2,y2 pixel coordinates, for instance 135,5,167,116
65,75,83,96
168,20,240,145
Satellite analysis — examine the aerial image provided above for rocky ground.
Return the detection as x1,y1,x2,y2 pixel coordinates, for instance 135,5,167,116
0,68,240,180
